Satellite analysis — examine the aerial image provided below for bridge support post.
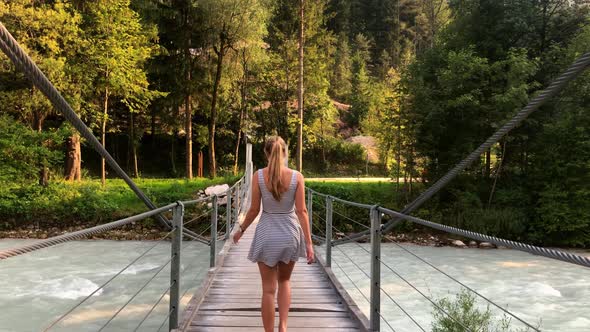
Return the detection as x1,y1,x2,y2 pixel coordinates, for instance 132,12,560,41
369,206,381,332
235,181,240,220
325,196,333,267
170,202,184,331
210,195,218,268
226,188,232,239
307,188,313,236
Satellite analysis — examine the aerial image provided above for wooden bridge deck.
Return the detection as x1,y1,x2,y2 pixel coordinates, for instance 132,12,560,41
177,219,368,332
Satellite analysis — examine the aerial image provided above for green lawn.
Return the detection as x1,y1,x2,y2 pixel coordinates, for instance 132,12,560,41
0,176,240,226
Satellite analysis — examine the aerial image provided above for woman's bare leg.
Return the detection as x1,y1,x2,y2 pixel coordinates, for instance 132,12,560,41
258,262,278,332
277,261,296,332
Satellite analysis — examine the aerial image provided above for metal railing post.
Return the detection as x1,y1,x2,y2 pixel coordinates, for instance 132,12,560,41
210,195,218,268
370,206,381,331
235,181,241,218
307,188,313,236
226,188,232,239
169,202,183,331
325,196,333,267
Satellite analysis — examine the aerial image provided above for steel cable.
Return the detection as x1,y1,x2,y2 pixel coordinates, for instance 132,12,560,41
132,281,175,332
42,228,177,331
332,210,371,230
156,308,174,332
311,222,398,332
0,23,173,230
0,203,177,260
332,52,590,245
379,207,590,269
331,224,472,332
386,241,539,331
183,209,213,227
97,255,175,331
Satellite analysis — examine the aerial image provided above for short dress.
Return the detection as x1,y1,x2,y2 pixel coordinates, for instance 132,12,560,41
247,168,307,267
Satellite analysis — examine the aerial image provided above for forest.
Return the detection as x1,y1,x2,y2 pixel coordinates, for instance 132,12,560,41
1,0,589,246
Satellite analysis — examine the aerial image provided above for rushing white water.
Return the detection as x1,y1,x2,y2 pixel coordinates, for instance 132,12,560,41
0,240,588,331
326,243,590,332
0,240,213,332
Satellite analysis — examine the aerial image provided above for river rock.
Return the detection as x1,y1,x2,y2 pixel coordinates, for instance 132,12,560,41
451,240,466,248
468,241,478,248
205,184,230,196
479,242,495,249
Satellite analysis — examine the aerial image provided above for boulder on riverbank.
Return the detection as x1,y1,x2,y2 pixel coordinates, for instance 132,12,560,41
479,242,495,249
451,240,466,248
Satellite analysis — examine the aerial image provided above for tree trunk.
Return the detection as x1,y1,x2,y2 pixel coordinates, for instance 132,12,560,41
485,148,491,178
151,108,156,149
185,9,193,179
130,112,139,178
171,127,177,176
65,133,82,181
487,140,507,209
234,51,248,176
101,86,109,186
185,93,193,179
296,0,305,171
396,106,401,193
320,116,326,167
33,108,49,186
209,41,225,178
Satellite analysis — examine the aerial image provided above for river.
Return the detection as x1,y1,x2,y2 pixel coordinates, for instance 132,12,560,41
0,240,588,331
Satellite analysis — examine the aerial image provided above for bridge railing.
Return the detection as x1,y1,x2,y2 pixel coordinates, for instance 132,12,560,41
0,171,251,332
306,187,590,332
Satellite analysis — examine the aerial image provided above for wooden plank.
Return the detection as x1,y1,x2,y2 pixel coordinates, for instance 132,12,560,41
186,327,359,332
195,310,350,318
190,316,359,328
179,215,365,332
197,302,348,312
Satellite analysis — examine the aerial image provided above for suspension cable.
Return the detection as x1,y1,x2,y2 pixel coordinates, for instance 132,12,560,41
387,241,539,331
331,51,590,245
311,223,397,332
379,207,590,269
42,228,176,331
0,23,175,230
157,307,175,332
314,204,538,330
97,255,175,331
183,208,213,227
332,210,371,230
331,224,473,332
132,281,175,332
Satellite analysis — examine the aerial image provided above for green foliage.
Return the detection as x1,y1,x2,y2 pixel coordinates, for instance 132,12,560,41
306,180,408,233
0,115,66,184
432,290,534,332
407,46,537,180
0,177,238,226
303,137,366,173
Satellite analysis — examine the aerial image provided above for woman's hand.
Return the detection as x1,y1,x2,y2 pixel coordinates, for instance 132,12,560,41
233,229,242,244
306,243,315,264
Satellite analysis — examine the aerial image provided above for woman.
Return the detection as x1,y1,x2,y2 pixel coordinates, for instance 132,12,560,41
233,135,314,332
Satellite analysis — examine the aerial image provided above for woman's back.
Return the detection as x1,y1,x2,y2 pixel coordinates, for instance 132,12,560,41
258,167,297,214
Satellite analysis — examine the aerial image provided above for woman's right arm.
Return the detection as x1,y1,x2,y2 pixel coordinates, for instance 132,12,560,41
294,172,314,263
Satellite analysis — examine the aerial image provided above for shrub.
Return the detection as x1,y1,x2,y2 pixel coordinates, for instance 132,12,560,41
432,290,537,332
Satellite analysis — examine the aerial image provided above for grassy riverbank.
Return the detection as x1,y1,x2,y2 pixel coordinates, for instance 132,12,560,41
0,176,239,228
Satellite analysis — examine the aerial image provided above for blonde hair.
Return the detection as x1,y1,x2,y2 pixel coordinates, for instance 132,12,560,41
264,136,287,201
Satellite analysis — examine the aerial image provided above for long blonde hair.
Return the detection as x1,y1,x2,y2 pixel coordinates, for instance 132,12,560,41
264,136,287,201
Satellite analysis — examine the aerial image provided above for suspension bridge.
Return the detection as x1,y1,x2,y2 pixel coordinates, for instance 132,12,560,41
1,21,590,331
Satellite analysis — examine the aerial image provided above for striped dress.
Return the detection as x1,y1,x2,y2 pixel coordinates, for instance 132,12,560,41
247,168,307,267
